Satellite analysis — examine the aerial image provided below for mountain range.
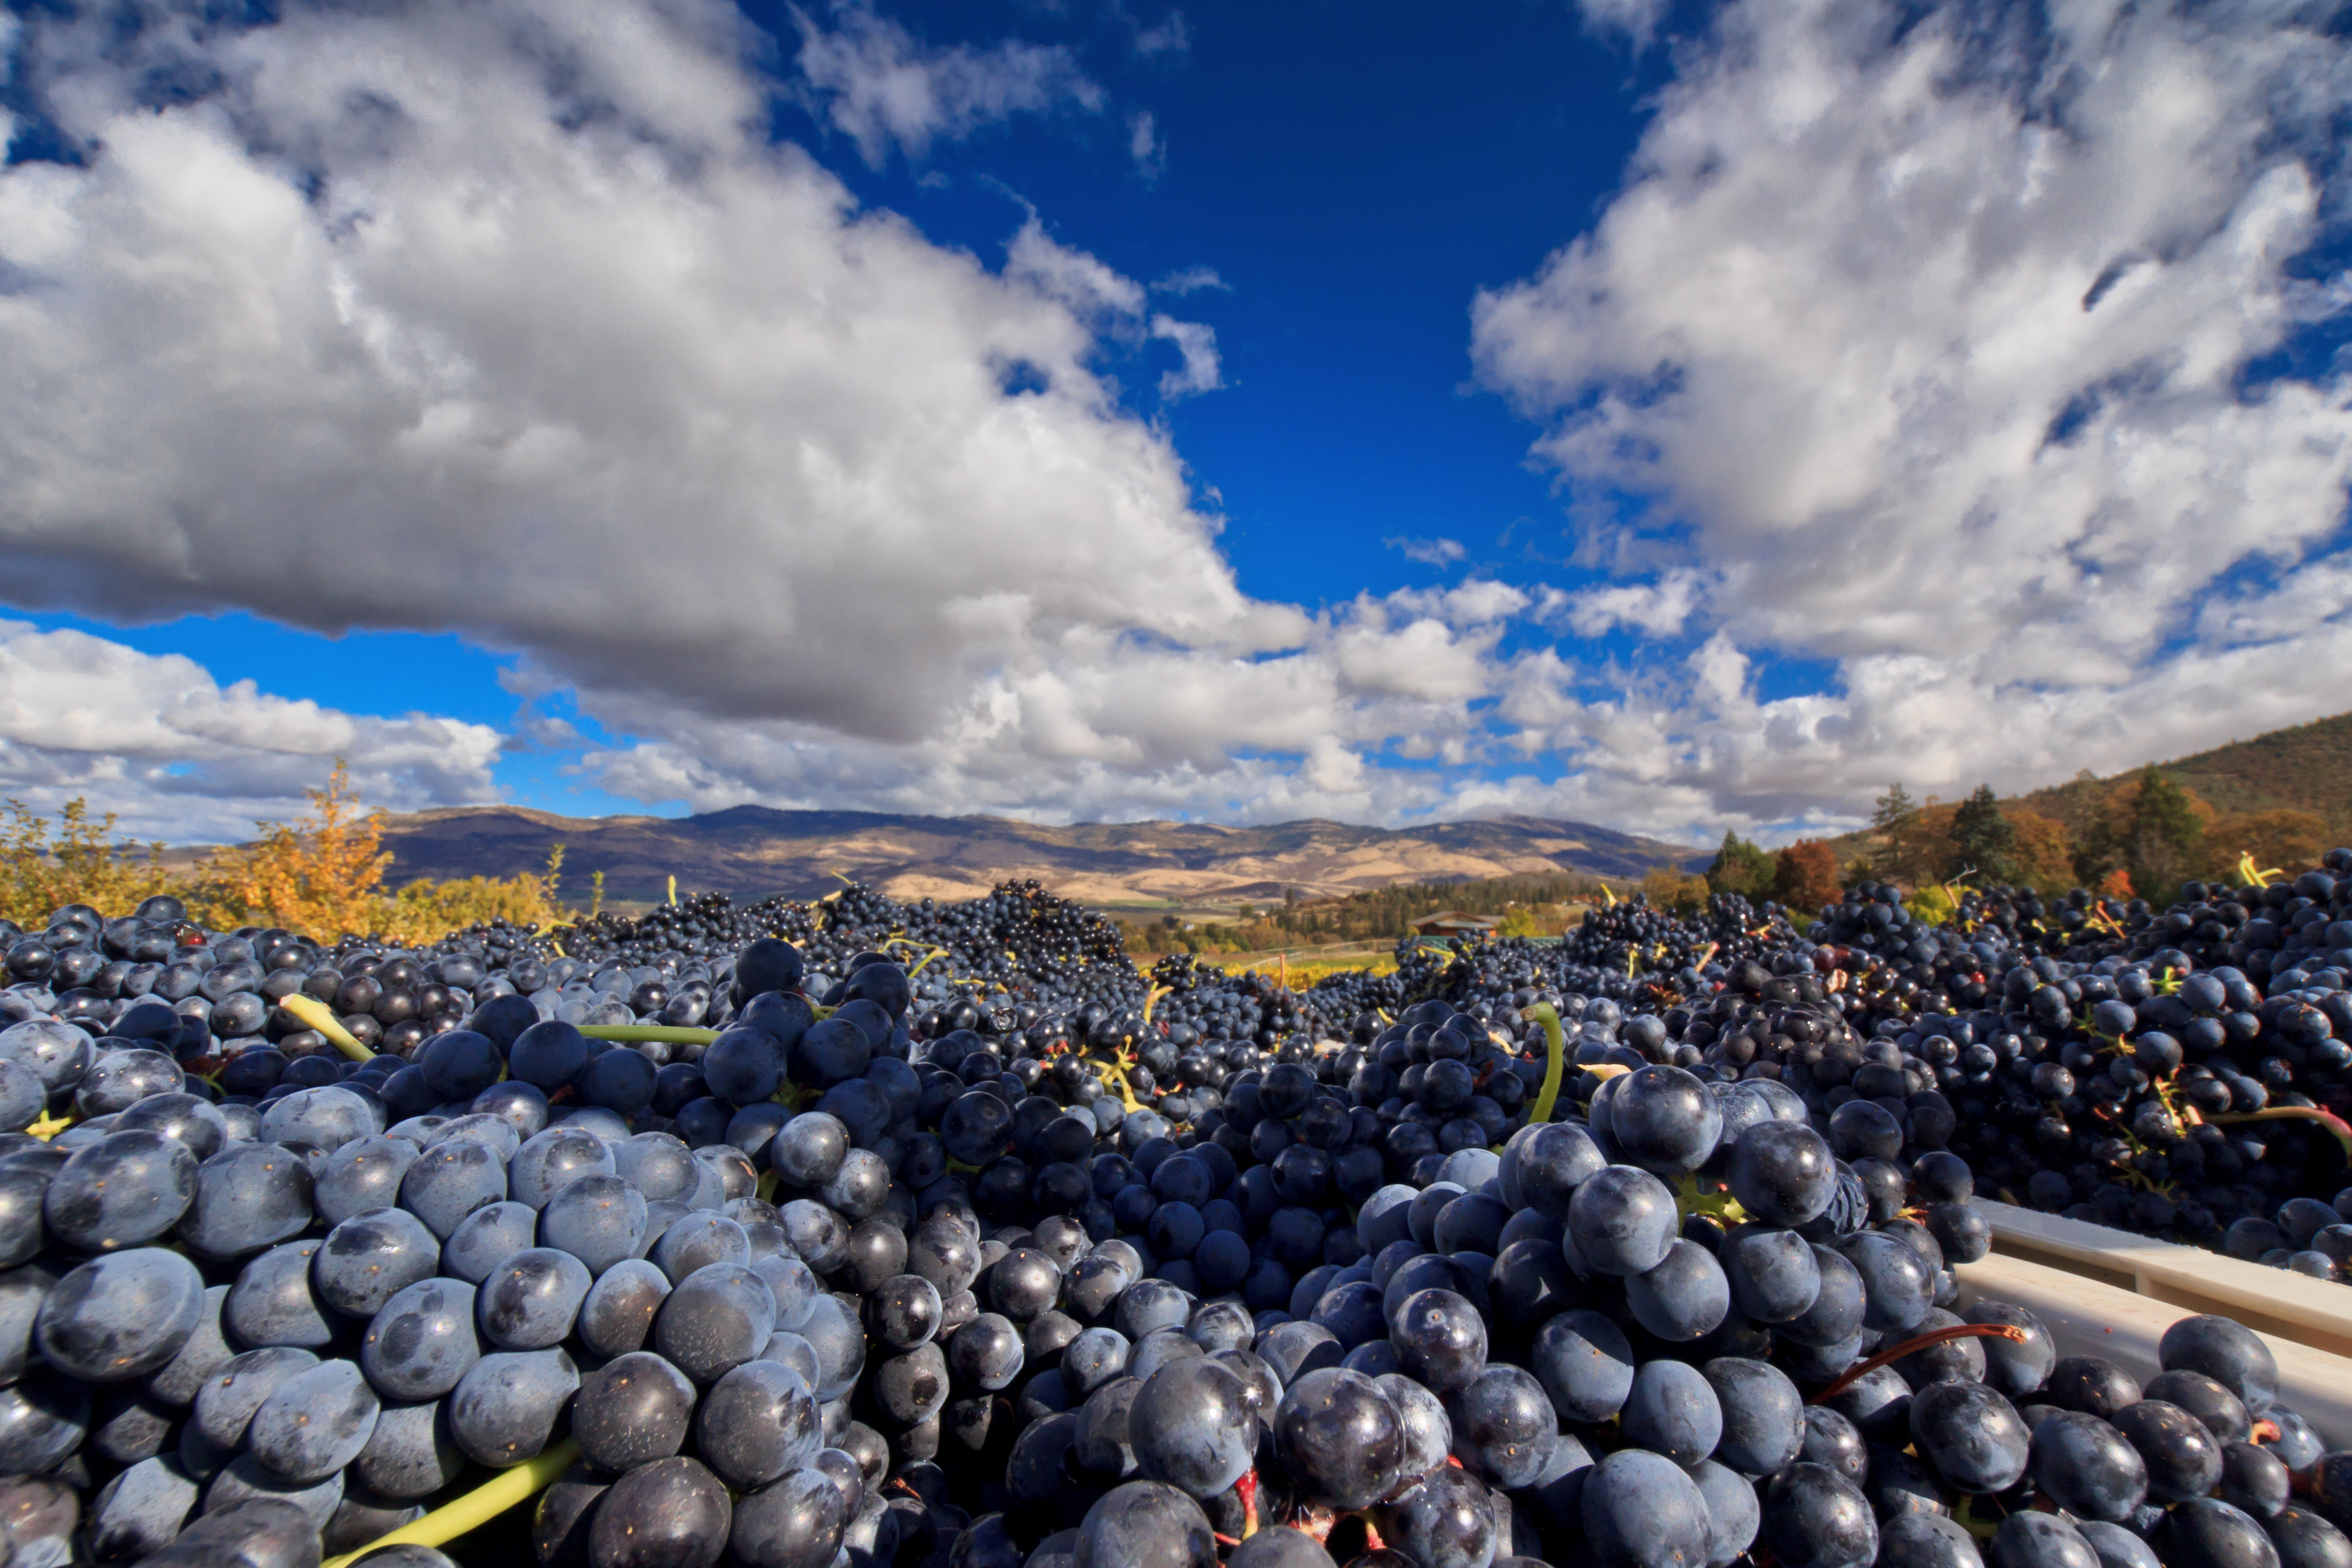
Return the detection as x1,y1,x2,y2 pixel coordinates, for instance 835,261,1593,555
374,807,1712,908
373,708,2351,908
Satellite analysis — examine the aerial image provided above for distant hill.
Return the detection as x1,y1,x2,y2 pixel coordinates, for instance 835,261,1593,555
372,807,1715,908
1820,709,2352,873
2009,711,2352,835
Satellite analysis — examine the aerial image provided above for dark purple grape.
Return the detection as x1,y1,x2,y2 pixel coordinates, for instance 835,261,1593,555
476,1246,592,1351
34,1245,203,1381
1778,1244,1866,1347
1444,1363,1554,1489
1227,1527,1338,1568
1568,1165,1678,1276
1702,1356,1802,1477
2162,1317,2280,1417
586,1454,730,1568
1609,1065,1722,1176
1128,1355,1256,1499
1962,1301,2055,1398
2223,1440,2292,1518
731,1467,849,1568
654,1263,776,1384
1728,1123,1838,1228
2077,1521,2162,1568
1837,1230,1935,1333
1531,1307,1633,1422
2266,1508,2352,1568
1581,1447,1711,1568
312,1206,441,1318
44,1128,197,1250
2048,1357,2143,1419
2113,1398,2225,1502
1878,1512,1988,1568
2162,1499,2283,1568
653,1211,751,1284
1392,1287,1488,1393
572,1350,697,1474
88,1454,201,1559
314,1136,421,1227
137,1495,323,1568
397,1137,508,1239
538,1175,649,1277
177,1140,316,1261
510,1020,591,1091
448,1346,578,1466
440,1200,538,1285
1621,1357,1721,1467
2145,1370,2252,1444
1763,1463,1877,1568
2031,1410,2149,1523
1273,1366,1405,1507
245,1357,378,1483
351,1397,463,1502
225,1240,336,1351
0,1372,88,1474
1723,1228,1821,1323
1626,1237,1730,1341
511,1126,616,1211
578,1260,673,1363
1381,1464,1499,1568
1910,1380,2029,1493
1073,1480,1218,1568
947,1310,1026,1392
1690,1456,1762,1568
697,1358,822,1490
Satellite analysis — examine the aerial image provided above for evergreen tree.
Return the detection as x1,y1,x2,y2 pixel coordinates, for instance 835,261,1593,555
1871,783,1919,880
1948,784,2019,884
1706,831,1776,900
2120,767,2206,902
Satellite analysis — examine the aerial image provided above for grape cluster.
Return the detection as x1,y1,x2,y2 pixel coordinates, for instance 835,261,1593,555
0,853,2349,1568
1317,858,2352,1283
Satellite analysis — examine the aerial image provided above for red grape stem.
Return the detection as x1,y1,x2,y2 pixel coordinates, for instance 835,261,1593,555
1809,1323,2029,1404
2208,1106,2352,1159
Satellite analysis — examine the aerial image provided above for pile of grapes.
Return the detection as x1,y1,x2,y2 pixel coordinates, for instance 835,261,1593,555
1354,863,2352,1281
0,857,2347,1568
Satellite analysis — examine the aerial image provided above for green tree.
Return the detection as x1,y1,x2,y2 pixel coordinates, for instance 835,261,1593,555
1706,831,1776,900
1947,784,2019,884
1871,783,1920,881
2117,767,2207,903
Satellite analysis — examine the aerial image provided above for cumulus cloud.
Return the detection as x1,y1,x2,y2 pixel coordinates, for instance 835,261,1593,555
1150,314,1221,398
0,621,502,843
792,1,1104,165
1127,111,1165,180
0,0,1440,835
1385,537,1467,568
1574,0,1671,47
1474,0,2352,830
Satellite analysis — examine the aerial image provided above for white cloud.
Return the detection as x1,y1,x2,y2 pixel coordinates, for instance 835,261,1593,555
0,621,502,843
1128,110,1165,181
0,0,1442,838
1153,265,1227,296
792,1,1103,166
1474,0,2352,832
1385,537,1467,568
1127,11,1191,60
1553,571,1705,637
1574,0,1671,48
1150,313,1221,398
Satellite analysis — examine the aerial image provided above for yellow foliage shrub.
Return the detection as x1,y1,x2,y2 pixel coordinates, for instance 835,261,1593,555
0,765,567,945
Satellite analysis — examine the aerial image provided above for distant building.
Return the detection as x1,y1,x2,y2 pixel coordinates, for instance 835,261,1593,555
1412,911,1497,938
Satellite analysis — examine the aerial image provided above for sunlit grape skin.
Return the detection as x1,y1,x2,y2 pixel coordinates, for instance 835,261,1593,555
7,851,2351,1567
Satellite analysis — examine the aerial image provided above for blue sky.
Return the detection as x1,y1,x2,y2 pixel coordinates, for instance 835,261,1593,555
2,0,2348,845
